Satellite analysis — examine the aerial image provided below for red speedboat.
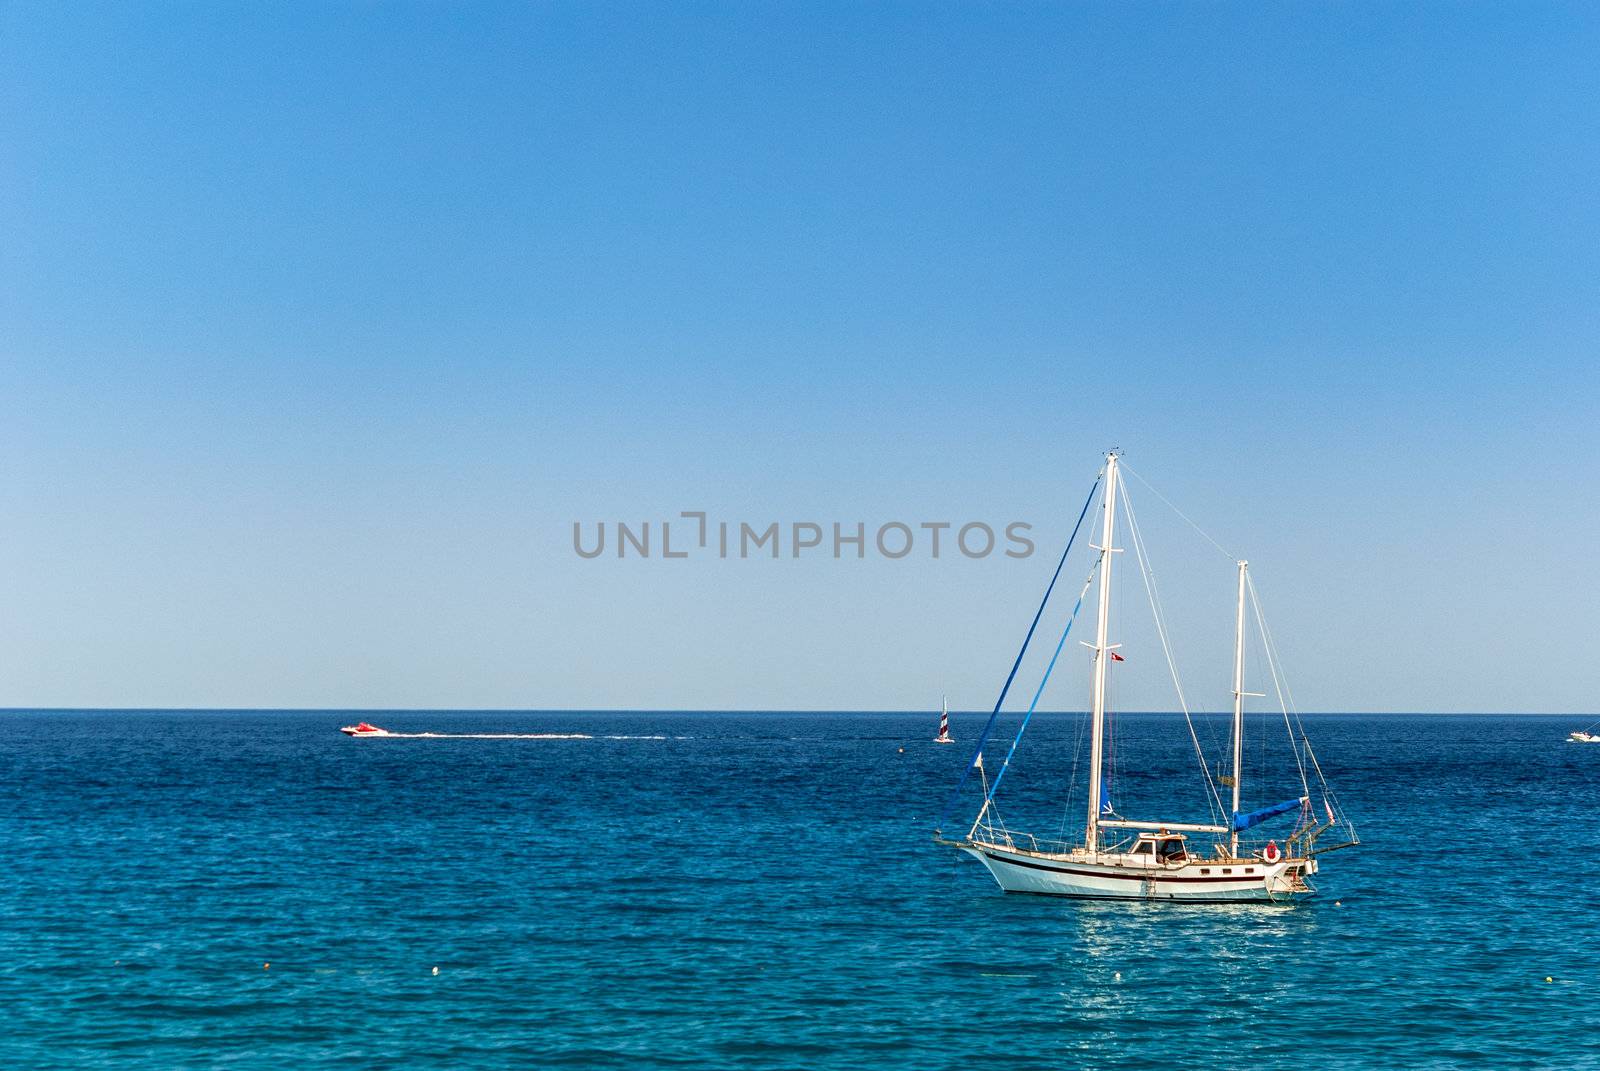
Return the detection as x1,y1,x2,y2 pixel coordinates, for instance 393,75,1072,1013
339,722,391,737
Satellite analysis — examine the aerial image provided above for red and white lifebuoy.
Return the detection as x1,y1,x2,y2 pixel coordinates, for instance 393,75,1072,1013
1263,840,1281,863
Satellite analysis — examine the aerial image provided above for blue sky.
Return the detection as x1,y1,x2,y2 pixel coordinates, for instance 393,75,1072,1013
1,3,1595,712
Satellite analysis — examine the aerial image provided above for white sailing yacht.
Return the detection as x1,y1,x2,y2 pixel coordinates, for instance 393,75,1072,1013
937,451,1356,903
934,695,954,744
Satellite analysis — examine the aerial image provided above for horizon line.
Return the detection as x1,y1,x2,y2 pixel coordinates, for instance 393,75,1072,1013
0,706,1589,717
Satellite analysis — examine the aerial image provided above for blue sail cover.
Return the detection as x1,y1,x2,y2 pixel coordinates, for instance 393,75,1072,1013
1231,796,1305,832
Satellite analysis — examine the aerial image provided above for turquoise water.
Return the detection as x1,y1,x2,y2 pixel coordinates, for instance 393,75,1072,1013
0,710,1596,1069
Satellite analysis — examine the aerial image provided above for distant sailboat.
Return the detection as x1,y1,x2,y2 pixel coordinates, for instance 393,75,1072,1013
935,451,1357,904
934,696,954,744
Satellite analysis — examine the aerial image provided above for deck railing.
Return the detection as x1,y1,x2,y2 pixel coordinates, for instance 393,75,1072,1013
968,822,1079,856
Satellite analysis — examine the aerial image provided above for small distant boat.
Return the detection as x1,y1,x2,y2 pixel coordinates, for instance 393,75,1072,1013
934,695,954,743
1569,730,1600,743
340,722,391,737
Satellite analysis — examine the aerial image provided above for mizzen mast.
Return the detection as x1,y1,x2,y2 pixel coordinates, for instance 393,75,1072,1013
1229,559,1248,857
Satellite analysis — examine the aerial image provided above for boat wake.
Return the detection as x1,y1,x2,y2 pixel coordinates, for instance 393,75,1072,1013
342,728,688,741
374,732,597,740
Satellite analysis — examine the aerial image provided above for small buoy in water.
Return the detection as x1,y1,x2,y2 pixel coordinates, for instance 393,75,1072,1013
1113,971,1121,981
263,963,270,970
1546,976,1554,983
898,747,904,753
432,966,439,976
1334,901,1342,907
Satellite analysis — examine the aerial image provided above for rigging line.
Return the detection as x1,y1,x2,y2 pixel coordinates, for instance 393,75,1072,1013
1246,574,1323,793
1120,462,1236,562
1058,709,1087,843
1246,576,1354,837
1244,578,1310,797
1108,671,1126,817
937,473,1103,831
1120,479,1227,823
969,563,1100,835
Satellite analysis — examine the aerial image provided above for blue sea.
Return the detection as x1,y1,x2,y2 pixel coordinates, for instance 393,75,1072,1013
0,710,1596,1069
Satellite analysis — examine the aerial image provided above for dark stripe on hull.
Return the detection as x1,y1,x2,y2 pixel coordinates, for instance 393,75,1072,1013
1002,889,1289,904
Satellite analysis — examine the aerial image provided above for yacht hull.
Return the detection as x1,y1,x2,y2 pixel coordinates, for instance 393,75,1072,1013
962,844,1312,903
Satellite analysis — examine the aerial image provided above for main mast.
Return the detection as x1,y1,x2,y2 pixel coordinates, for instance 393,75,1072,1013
1229,559,1248,857
1084,451,1120,853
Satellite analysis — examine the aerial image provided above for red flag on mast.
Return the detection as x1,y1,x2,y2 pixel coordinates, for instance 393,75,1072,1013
1110,652,1125,662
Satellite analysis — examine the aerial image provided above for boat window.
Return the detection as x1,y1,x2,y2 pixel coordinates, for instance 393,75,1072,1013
1156,839,1186,862
1200,868,1211,875
1222,868,1233,874
1133,841,1154,855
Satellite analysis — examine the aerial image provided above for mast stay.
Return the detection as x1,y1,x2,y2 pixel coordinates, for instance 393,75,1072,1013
1246,576,1357,846
968,561,1099,838
1123,459,1356,849
935,473,1102,832
1119,480,1228,826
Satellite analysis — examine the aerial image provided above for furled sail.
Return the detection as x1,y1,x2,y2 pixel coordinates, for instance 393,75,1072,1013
1231,796,1307,832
